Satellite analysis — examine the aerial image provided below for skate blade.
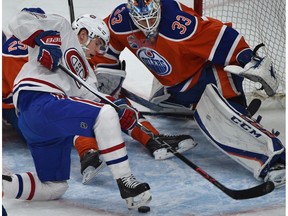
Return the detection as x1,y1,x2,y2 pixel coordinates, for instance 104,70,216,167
154,139,197,160
125,190,152,209
82,162,105,185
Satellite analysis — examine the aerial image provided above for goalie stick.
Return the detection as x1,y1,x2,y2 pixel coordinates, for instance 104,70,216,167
58,64,275,200
120,88,194,118
140,111,194,119
122,88,261,119
121,87,163,111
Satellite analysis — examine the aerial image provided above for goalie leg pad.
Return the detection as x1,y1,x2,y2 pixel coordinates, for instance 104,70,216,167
194,84,285,182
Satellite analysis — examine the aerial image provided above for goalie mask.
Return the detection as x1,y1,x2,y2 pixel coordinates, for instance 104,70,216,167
72,14,110,55
127,0,161,37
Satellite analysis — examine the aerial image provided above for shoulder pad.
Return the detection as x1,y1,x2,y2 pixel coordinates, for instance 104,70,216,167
108,3,138,34
159,0,197,40
2,36,28,56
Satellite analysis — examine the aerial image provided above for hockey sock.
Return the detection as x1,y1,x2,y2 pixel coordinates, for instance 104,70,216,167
94,105,131,179
3,172,68,201
74,136,98,158
130,120,160,145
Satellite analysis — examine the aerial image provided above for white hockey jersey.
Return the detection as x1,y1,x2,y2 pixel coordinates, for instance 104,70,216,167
8,10,101,111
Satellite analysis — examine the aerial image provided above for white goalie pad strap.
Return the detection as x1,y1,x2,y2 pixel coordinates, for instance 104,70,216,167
95,67,126,97
194,84,284,180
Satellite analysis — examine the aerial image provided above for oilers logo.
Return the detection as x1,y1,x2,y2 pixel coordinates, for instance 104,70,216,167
137,48,171,76
64,48,89,88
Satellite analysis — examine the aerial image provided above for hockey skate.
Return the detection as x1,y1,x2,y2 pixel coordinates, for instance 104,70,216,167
117,174,152,209
264,163,285,188
80,149,105,185
225,44,279,97
146,134,197,160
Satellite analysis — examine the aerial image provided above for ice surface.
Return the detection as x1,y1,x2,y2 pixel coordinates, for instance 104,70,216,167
2,107,286,216
2,0,286,215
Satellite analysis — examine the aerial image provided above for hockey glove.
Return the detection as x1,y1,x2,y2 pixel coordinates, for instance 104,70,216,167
224,44,279,96
114,98,138,131
34,30,62,71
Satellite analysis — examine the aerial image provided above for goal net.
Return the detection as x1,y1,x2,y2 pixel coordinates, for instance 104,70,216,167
193,0,286,107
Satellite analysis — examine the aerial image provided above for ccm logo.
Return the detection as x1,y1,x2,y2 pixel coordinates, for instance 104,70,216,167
231,116,262,138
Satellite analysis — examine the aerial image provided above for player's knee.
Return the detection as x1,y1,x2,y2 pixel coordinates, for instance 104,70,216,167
93,104,124,147
44,181,69,200
96,104,119,126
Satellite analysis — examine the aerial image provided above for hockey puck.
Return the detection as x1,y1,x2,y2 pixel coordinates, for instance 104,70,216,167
138,206,150,213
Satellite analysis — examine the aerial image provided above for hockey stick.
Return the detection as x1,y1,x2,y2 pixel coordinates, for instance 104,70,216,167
121,87,164,111
123,87,262,119
68,0,75,24
139,111,194,119
58,64,275,200
121,87,194,117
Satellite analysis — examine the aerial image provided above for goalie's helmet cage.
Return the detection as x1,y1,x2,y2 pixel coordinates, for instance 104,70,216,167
127,0,161,36
72,14,110,54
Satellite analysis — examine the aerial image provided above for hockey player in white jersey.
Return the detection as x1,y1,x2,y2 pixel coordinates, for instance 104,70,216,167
3,8,151,209
71,14,196,163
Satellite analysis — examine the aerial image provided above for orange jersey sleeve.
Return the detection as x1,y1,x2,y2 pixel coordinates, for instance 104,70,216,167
2,37,28,109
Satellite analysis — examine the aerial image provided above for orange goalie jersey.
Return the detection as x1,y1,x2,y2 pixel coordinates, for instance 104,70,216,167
90,0,253,104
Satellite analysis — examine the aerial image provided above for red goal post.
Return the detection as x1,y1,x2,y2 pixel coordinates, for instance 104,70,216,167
192,0,285,107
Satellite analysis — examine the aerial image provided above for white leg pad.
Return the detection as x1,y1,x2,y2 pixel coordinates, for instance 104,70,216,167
194,84,285,180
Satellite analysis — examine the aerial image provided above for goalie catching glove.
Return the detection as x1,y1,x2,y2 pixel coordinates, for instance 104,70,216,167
224,44,278,97
34,30,62,71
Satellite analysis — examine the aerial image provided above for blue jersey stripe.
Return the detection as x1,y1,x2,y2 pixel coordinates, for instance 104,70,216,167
15,174,24,199
106,155,128,166
212,27,239,65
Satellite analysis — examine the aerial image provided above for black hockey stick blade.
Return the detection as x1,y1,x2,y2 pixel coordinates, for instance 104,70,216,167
223,180,275,200
166,148,275,200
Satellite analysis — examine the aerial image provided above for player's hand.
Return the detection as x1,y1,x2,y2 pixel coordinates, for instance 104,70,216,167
34,30,62,71
114,98,138,131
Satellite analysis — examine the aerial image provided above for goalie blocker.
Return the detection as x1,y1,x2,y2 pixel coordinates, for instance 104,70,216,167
94,67,126,98
194,84,285,187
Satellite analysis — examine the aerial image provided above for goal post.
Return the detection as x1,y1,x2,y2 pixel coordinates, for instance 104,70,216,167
193,0,286,107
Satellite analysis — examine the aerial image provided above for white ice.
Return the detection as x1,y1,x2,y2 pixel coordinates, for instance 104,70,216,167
2,0,286,215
